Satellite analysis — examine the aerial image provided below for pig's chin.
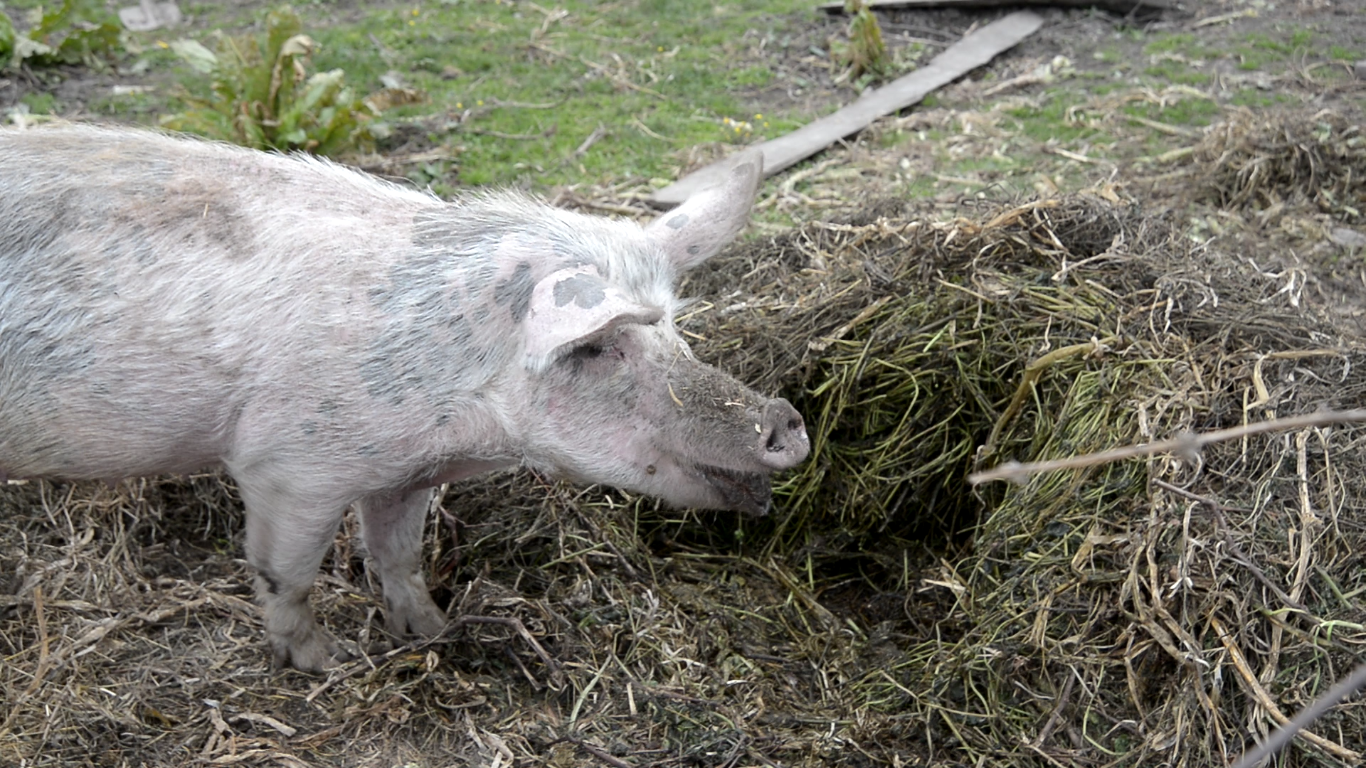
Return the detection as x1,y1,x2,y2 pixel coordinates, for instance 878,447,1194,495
692,464,772,517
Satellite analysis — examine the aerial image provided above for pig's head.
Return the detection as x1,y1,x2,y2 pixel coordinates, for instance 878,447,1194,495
506,153,809,515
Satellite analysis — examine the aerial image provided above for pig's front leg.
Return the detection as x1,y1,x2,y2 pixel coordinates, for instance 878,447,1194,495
238,477,353,671
357,488,448,639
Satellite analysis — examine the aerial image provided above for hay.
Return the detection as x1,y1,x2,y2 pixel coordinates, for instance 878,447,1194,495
4,179,1366,765
680,190,1366,766
1192,107,1365,222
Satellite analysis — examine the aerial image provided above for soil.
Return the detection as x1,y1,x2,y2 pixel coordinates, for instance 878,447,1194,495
2,1,1365,767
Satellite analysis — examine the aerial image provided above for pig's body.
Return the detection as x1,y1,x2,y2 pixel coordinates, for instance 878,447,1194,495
0,125,808,670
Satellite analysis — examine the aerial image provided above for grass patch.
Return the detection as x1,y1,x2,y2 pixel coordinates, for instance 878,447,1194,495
1124,96,1218,128
1229,89,1295,110
1005,93,1105,145
1143,59,1212,86
1143,32,1214,60
18,90,56,113
1233,30,1314,71
284,0,817,186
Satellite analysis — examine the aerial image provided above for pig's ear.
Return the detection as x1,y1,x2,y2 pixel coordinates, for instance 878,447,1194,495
523,268,664,368
645,150,762,273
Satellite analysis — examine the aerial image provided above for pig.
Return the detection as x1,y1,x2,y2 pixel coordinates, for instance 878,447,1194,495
0,125,809,672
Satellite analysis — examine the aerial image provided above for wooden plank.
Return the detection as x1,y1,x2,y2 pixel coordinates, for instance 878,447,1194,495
816,0,1172,14
647,10,1043,208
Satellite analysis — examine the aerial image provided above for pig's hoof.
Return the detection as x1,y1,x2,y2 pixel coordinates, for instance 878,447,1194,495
387,595,448,638
269,625,353,672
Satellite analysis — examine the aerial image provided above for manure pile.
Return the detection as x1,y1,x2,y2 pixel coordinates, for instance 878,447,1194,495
3,132,1366,768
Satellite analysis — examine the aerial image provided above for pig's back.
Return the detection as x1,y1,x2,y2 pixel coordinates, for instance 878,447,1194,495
0,126,432,480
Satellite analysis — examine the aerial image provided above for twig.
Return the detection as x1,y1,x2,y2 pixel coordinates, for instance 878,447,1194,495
1044,146,1106,164
529,43,664,99
1151,479,1310,614
1194,8,1258,27
304,613,564,702
0,586,50,738
574,125,607,156
1212,616,1361,763
1032,671,1075,747
1127,114,1198,137
488,97,566,109
548,737,633,768
1229,662,1366,768
970,408,1366,485
466,128,553,141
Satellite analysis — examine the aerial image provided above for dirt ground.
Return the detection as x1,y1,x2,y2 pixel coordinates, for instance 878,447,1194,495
2,1,1366,767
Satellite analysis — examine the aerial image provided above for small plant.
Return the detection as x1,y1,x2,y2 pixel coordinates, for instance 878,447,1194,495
1,0,123,70
0,12,14,66
721,115,753,142
833,0,888,85
164,6,420,155
720,113,771,143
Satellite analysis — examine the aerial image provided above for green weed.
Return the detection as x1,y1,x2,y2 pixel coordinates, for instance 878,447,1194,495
19,90,56,113
0,12,12,64
832,0,888,84
1,0,122,70
164,6,421,154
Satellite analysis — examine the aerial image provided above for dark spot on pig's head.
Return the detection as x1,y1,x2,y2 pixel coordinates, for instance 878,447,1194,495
553,273,606,309
494,262,534,323
686,244,702,256
666,213,689,230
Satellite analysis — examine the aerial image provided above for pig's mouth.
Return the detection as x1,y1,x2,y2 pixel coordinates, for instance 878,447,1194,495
695,464,771,517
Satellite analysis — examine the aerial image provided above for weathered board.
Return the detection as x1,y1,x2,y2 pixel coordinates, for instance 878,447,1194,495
647,10,1043,208
817,0,1172,14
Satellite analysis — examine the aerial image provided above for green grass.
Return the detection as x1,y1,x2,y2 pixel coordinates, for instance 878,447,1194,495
1005,93,1108,145
1233,29,1316,71
1143,33,1215,60
1229,89,1296,110
19,90,57,113
1122,96,1218,128
1143,60,1212,86
287,0,814,187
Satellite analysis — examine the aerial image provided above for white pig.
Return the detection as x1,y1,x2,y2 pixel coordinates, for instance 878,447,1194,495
0,125,809,670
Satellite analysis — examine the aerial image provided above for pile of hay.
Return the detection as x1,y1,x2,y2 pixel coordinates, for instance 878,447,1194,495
3,157,1365,766
1190,108,1364,223
680,189,1366,765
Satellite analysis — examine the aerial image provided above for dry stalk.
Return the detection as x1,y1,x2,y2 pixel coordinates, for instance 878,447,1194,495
971,409,1366,485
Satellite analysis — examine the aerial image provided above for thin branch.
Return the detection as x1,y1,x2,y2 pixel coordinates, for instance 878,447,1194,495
1230,662,1366,768
970,409,1366,485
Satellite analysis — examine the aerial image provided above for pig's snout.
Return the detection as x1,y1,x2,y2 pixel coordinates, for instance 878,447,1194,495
758,399,809,470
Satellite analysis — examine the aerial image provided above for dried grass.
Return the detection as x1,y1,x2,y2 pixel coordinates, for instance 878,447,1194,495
3,109,1366,767
1192,107,1365,222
